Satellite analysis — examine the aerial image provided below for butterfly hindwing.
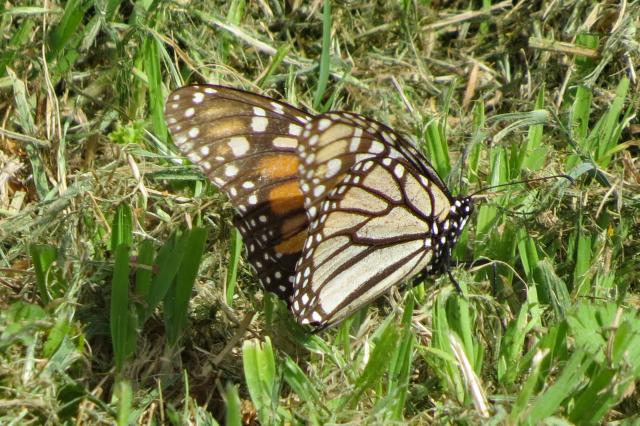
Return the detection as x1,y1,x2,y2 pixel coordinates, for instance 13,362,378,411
164,85,312,300
291,155,456,327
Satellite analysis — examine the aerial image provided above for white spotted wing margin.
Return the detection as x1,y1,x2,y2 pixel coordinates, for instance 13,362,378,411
290,155,473,329
164,84,312,303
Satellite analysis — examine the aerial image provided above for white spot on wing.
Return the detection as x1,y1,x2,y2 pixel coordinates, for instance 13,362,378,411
251,116,269,132
184,107,195,118
325,159,341,178
272,137,298,149
192,92,204,104
228,136,250,156
289,123,303,136
350,128,363,151
393,163,404,178
370,141,384,154
318,118,332,131
225,164,239,177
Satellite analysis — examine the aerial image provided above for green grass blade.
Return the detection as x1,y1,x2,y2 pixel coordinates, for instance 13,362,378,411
257,45,289,88
526,350,592,423
46,0,88,57
387,296,415,420
111,243,137,373
430,290,464,401
242,337,278,425
224,383,242,426
225,229,242,307
0,19,35,78
572,225,593,297
534,259,571,319
134,239,155,304
347,320,399,407
143,35,167,141
571,86,592,145
164,226,208,346
312,0,331,110
282,356,321,412
594,77,629,167
29,244,58,304
423,118,451,178
468,100,486,184
143,231,189,321
509,349,547,423
111,203,133,252
520,87,547,171
114,379,133,426
498,301,532,386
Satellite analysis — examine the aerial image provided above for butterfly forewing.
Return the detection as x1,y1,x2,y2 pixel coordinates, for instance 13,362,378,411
164,85,312,300
296,112,451,223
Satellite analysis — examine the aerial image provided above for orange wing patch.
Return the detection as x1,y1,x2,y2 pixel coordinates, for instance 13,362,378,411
269,181,304,214
258,155,300,180
275,230,307,255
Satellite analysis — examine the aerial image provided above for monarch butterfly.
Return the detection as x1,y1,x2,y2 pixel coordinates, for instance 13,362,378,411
164,85,472,329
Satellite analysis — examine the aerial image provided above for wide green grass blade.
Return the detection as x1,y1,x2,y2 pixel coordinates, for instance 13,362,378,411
143,35,167,141
387,297,415,420
423,117,451,178
46,0,89,57
111,243,137,373
164,226,208,345
224,383,242,426
134,239,155,306
115,379,133,426
430,290,464,401
242,337,278,425
29,244,58,304
143,231,189,321
498,301,533,386
509,349,547,423
520,87,547,171
593,77,629,167
111,203,133,252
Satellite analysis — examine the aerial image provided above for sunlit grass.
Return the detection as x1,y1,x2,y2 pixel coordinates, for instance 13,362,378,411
1,0,639,424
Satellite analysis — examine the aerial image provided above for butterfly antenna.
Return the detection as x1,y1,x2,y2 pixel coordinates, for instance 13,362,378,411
469,173,574,198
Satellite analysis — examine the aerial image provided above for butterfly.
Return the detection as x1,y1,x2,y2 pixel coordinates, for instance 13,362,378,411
164,85,473,329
